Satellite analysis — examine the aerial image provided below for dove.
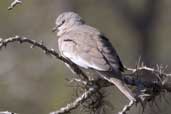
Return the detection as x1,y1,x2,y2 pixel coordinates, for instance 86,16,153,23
53,12,136,102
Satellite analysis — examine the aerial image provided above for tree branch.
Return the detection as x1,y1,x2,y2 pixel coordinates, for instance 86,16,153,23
50,87,98,114
0,36,171,114
0,35,89,81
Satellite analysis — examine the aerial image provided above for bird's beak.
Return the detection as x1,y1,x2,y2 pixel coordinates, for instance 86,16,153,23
52,26,58,32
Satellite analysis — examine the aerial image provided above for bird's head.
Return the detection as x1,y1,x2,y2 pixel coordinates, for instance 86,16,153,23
53,12,84,36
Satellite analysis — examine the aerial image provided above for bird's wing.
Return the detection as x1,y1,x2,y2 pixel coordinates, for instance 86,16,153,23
58,30,111,71
95,34,124,72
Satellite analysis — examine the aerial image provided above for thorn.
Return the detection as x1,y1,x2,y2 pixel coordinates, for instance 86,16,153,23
22,37,27,40
15,35,19,38
163,65,168,72
30,44,35,48
137,56,142,68
0,38,3,43
3,42,7,47
39,40,44,45
43,50,49,55
50,48,55,52
139,93,151,97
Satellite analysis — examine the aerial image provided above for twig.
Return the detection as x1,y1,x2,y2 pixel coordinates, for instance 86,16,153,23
126,66,171,77
119,100,134,114
69,78,88,85
8,0,22,10
0,36,60,57
49,87,97,114
0,111,16,114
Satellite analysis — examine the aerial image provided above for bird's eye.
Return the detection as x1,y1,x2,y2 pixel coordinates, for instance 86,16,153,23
62,20,65,24
58,20,65,27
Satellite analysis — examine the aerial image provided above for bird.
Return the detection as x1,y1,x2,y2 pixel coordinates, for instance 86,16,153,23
53,12,136,102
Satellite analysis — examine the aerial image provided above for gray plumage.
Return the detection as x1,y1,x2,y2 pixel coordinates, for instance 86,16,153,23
54,12,136,102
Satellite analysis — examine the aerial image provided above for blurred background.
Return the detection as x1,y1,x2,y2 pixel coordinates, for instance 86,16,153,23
0,0,171,114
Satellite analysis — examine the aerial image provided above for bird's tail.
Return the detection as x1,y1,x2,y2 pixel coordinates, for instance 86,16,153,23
97,71,136,102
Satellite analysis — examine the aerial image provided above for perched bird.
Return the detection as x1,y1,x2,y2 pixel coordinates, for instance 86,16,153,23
53,12,136,102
